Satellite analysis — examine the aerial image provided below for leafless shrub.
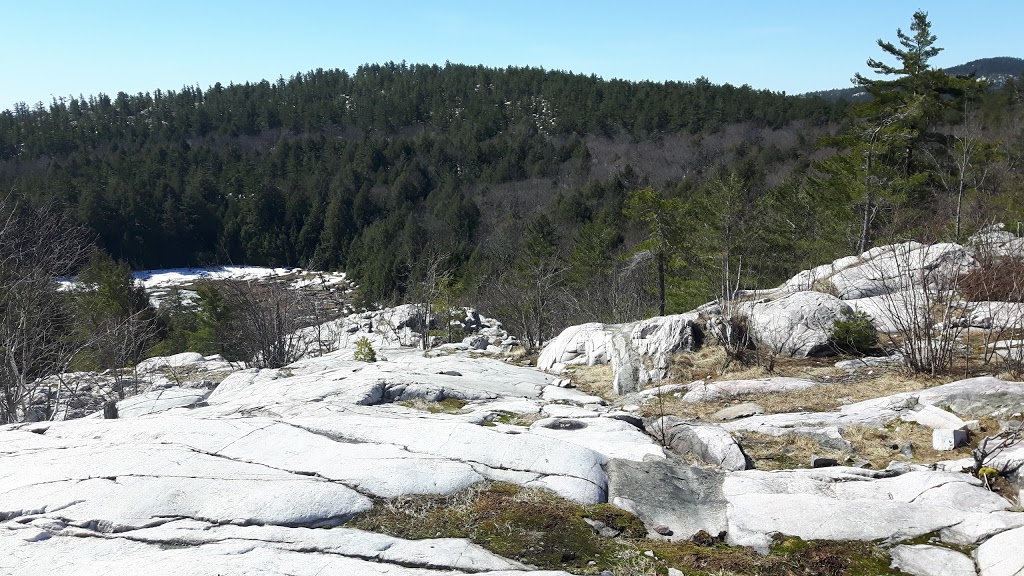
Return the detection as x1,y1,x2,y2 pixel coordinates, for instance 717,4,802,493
871,243,973,375
972,420,1024,487
216,280,314,369
0,197,93,423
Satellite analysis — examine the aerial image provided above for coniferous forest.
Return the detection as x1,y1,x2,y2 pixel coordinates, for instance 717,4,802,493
2,16,1023,334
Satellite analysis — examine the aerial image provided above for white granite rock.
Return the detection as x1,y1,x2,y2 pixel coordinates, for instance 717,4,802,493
890,544,977,576
530,417,664,461
975,525,1024,576
738,291,851,357
907,404,968,430
933,429,968,451
0,518,570,576
681,377,818,403
649,417,749,471
537,314,700,393
115,387,208,418
966,301,1024,330
826,242,976,300
724,468,1009,552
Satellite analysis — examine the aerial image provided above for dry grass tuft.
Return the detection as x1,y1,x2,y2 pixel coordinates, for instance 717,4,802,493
397,397,469,414
735,418,1002,471
643,369,939,422
733,431,847,470
569,364,615,400
494,410,544,427
843,419,1000,469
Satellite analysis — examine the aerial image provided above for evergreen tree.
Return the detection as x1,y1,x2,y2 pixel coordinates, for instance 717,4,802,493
624,187,686,316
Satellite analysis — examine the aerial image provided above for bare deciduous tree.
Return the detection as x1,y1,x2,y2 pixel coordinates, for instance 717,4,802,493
871,243,973,375
214,280,314,369
0,197,93,423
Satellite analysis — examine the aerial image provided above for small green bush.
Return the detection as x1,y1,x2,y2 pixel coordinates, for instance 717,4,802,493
353,337,377,362
831,310,878,355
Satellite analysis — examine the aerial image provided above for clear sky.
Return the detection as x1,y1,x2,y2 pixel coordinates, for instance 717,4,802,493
3,1,1020,112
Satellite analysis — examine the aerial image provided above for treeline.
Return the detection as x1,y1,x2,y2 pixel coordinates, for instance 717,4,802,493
1,24,1023,330
0,64,846,307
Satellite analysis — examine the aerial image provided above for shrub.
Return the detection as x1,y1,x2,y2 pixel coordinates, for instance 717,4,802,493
831,310,878,355
959,256,1024,302
353,337,377,362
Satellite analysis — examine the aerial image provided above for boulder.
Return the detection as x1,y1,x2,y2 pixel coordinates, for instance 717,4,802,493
724,467,1010,552
681,377,818,403
536,323,610,369
739,291,852,357
710,403,765,422
606,458,728,541
975,525,1024,576
538,314,701,393
890,544,977,576
647,416,749,471
906,404,968,430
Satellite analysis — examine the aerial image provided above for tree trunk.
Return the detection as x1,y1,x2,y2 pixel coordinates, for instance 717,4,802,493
657,251,666,317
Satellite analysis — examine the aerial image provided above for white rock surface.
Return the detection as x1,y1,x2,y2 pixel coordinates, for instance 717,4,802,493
115,387,209,418
933,429,968,451
724,468,1010,552
890,544,977,576
966,301,1024,330
538,313,700,393
0,518,571,575
738,291,851,356
825,242,975,300
907,404,968,430
975,525,1024,576
650,417,749,471
681,377,818,403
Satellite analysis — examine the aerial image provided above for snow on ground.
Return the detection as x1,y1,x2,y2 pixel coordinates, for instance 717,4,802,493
58,266,350,307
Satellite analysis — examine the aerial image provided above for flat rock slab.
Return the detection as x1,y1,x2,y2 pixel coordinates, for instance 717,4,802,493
0,518,571,576
529,417,664,461
724,467,1011,552
890,544,977,576
682,377,818,403
115,387,209,418
649,417,749,471
607,458,727,541
711,402,765,422
975,525,1024,576
905,404,968,430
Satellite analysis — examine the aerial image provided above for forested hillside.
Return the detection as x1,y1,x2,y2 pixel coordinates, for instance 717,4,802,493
2,15,1023,336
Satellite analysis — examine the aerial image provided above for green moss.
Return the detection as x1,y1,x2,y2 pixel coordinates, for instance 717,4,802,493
493,411,539,426
348,483,614,573
348,483,910,576
581,503,647,539
397,397,468,414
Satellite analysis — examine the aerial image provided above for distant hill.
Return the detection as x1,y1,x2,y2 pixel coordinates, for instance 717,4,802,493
803,56,1024,101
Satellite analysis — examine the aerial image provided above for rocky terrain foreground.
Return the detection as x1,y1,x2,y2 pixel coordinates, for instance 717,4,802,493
4,235,1024,575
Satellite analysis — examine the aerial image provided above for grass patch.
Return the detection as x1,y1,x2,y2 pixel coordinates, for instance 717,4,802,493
348,482,627,572
347,482,905,575
568,364,615,401
844,418,1001,469
733,431,848,470
494,410,544,427
398,397,468,414
642,371,938,422
734,418,1002,471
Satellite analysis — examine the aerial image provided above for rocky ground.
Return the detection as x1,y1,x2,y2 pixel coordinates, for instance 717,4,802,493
3,234,1024,576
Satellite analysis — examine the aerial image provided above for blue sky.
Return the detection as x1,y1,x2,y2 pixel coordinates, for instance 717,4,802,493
3,1,1020,111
